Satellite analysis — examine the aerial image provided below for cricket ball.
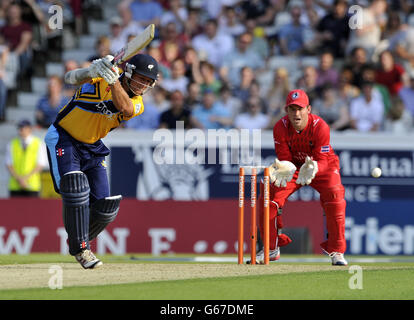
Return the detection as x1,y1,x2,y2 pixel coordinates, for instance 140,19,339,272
371,167,382,178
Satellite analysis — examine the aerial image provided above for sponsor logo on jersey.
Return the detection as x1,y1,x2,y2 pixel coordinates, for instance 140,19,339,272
56,148,64,156
321,145,330,153
135,103,142,115
96,101,116,120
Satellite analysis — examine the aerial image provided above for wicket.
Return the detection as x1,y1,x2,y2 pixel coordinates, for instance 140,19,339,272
238,166,270,265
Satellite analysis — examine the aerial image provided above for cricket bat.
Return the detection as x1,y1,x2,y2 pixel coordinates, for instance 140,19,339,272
111,24,155,66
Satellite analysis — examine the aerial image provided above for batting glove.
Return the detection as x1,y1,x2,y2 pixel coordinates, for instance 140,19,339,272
296,156,318,186
88,59,101,79
269,159,297,188
94,55,119,85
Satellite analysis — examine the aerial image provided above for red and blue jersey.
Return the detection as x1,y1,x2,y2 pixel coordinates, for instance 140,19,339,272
273,114,338,174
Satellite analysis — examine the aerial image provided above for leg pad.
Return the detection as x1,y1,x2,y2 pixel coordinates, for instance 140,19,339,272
89,195,122,241
60,171,90,255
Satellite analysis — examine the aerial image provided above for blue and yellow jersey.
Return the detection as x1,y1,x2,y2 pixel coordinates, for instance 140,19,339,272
54,76,144,144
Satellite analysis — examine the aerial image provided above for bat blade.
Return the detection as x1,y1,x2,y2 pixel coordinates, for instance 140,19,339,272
112,24,155,65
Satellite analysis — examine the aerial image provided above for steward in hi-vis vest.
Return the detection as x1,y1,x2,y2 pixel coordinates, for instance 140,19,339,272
6,120,48,197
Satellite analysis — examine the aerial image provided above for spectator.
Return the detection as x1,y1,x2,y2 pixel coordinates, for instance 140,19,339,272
219,32,264,87
183,46,201,84
35,75,68,129
232,66,255,102
375,50,406,96
296,65,320,104
145,86,170,113
245,17,270,60
394,26,414,69
160,0,187,32
350,80,384,132
118,5,143,41
384,96,413,133
361,63,391,115
191,18,234,68
249,80,268,113
398,73,414,118
70,0,83,36
25,0,71,53
197,61,222,96
312,84,350,131
191,89,232,129
0,0,11,27
278,4,307,56
393,0,412,14
88,35,112,61
215,84,242,121
147,44,170,79
315,0,350,58
0,3,33,79
337,67,360,105
316,50,339,88
301,0,323,28
185,81,201,110
184,6,203,38
159,21,189,67
266,67,291,126
0,35,8,121
346,0,387,59
343,46,369,88
202,0,241,19
159,90,194,129
239,0,276,25
218,6,245,37
5,119,48,197
63,59,79,97
382,10,407,54
79,60,91,69
234,96,270,131
160,58,189,94
124,101,160,130
109,16,127,54
120,0,163,28
159,41,181,70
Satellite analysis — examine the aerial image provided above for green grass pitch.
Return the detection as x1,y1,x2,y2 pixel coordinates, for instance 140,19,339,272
0,253,413,300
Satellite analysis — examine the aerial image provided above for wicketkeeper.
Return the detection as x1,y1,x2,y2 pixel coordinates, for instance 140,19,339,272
45,54,159,268
255,89,347,266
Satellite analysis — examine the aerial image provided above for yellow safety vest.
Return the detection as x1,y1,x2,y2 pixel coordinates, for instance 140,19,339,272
8,137,42,191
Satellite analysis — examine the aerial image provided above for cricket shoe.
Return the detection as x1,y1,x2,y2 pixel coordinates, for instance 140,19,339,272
329,252,348,266
75,249,103,269
247,247,280,264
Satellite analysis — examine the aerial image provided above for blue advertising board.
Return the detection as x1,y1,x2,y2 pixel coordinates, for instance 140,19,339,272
110,146,414,202
105,130,414,255
345,201,414,255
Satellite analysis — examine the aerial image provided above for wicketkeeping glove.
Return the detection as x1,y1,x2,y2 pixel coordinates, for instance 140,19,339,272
269,159,297,188
93,55,119,85
296,156,318,186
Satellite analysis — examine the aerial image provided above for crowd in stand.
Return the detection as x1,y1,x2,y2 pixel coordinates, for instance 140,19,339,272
1,0,414,134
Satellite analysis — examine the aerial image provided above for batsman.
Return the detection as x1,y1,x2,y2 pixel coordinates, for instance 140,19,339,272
44,53,159,268
255,89,347,266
